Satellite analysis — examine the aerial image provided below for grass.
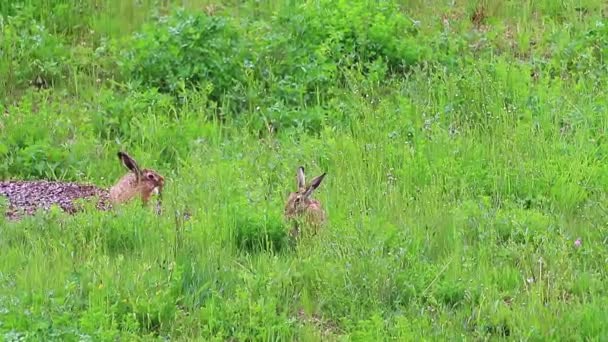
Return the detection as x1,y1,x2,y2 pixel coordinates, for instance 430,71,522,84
1,0,608,340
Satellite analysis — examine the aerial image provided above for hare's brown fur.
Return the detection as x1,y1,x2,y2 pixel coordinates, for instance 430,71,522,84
284,167,326,238
109,152,164,206
109,169,163,204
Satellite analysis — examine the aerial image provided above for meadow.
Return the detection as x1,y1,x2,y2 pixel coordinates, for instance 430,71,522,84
1,0,608,340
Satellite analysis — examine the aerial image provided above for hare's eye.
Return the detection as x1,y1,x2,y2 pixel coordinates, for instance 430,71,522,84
146,174,156,181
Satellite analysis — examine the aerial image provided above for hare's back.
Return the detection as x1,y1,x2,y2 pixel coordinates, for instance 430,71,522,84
109,173,139,203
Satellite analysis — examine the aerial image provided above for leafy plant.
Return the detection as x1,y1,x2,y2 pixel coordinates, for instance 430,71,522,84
0,5,69,96
122,9,244,101
233,207,289,253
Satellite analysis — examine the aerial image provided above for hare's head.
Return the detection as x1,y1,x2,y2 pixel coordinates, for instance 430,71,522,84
284,166,326,225
109,151,165,207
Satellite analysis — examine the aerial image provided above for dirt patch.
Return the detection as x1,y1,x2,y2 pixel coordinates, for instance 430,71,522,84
0,180,111,220
295,308,343,338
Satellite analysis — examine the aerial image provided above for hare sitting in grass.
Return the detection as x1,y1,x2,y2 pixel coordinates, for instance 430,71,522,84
110,151,164,206
0,151,165,219
284,166,326,238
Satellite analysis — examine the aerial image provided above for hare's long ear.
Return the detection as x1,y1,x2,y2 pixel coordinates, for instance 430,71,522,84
303,172,326,198
296,166,306,190
117,151,141,180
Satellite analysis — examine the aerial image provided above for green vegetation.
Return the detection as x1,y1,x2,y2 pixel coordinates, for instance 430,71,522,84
1,0,608,340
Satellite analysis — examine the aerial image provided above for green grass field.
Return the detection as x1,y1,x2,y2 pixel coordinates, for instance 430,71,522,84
1,0,608,340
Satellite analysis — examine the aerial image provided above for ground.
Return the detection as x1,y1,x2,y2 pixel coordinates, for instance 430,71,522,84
1,0,608,340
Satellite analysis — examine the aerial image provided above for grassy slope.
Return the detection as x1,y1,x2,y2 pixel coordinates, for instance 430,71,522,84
1,0,608,340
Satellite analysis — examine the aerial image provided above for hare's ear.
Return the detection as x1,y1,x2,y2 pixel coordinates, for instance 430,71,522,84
303,172,326,198
296,166,306,190
117,151,141,178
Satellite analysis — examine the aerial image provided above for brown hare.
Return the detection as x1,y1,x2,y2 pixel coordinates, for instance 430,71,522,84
0,151,164,219
110,151,164,206
284,166,326,238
